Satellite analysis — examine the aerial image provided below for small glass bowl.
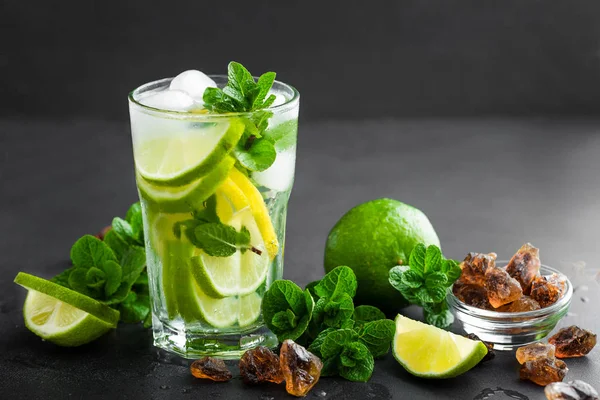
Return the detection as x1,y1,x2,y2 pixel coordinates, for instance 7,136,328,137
447,263,572,351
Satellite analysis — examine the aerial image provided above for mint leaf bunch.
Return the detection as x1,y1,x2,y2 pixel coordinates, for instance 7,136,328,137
173,195,261,257
262,266,395,382
51,202,152,327
388,244,461,329
203,62,282,172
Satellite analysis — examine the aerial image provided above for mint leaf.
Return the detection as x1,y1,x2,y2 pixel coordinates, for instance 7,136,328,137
307,327,336,358
125,202,144,245
424,245,442,273
70,235,117,269
203,87,238,112
352,305,386,327
112,217,134,244
119,246,146,285
233,137,276,172
417,286,447,304
192,195,220,224
51,266,76,288
68,268,97,298
85,267,106,289
253,72,276,109
357,319,395,358
194,223,238,257
322,293,354,328
423,302,454,329
227,61,255,106
118,292,151,324
400,270,423,289
425,271,448,289
305,280,320,299
272,309,298,330
409,243,426,277
103,229,129,260
102,260,122,297
263,120,298,151
314,266,357,299
262,280,314,341
338,342,374,382
321,329,358,360
442,259,462,284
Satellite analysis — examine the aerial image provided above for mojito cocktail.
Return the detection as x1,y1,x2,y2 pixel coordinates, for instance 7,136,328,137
128,65,299,358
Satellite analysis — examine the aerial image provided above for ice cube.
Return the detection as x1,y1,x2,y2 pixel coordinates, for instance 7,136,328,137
140,90,195,111
170,70,217,100
252,147,296,191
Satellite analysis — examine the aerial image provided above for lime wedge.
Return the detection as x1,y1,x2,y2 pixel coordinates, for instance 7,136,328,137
392,315,488,378
137,156,235,213
238,292,262,327
228,168,279,260
134,119,244,186
190,207,269,298
14,273,119,347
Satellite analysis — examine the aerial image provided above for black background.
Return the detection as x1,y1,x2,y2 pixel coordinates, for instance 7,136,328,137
2,2,600,399
3,0,600,120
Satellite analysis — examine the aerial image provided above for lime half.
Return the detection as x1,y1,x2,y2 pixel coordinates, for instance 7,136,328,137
14,273,119,347
190,207,269,298
137,156,235,213
134,119,244,186
392,315,487,378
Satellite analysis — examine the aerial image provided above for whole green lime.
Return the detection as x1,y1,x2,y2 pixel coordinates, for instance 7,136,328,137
324,198,440,313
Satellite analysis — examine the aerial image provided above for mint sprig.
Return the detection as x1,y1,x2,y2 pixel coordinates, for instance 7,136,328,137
388,244,461,329
173,194,262,257
203,62,280,172
262,266,395,382
51,202,152,328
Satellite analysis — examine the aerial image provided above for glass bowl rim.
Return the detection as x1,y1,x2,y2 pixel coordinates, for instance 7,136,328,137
128,75,300,120
447,262,573,319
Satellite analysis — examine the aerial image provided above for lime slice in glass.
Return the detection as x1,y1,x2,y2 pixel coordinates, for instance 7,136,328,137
137,156,235,213
392,314,488,378
238,292,262,328
190,207,269,298
192,284,239,328
14,273,119,347
134,119,244,186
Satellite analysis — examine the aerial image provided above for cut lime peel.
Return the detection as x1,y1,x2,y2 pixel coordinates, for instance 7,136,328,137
14,272,120,326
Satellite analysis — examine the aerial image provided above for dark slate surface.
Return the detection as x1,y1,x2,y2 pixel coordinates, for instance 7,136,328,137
0,118,599,399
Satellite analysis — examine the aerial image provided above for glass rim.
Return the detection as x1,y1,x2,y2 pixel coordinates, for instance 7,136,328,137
128,75,300,119
447,262,573,320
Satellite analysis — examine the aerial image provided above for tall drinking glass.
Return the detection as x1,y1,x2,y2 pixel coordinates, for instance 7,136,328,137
128,76,299,358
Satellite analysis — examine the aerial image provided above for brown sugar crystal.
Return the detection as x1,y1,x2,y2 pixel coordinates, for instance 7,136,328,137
498,296,541,313
239,346,284,385
519,357,568,386
458,252,498,285
453,281,493,310
548,326,597,359
190,357,232,382
530,274,567,308
516,343,556,364
484,267,523,308
280,340,323,397
506,243,541,295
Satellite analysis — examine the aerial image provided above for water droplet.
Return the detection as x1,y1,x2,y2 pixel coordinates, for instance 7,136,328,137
181,388,189,394
473,387,529,400
159,385,170,390
260,395,275,400
315,390,327,398
581,297,589,303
